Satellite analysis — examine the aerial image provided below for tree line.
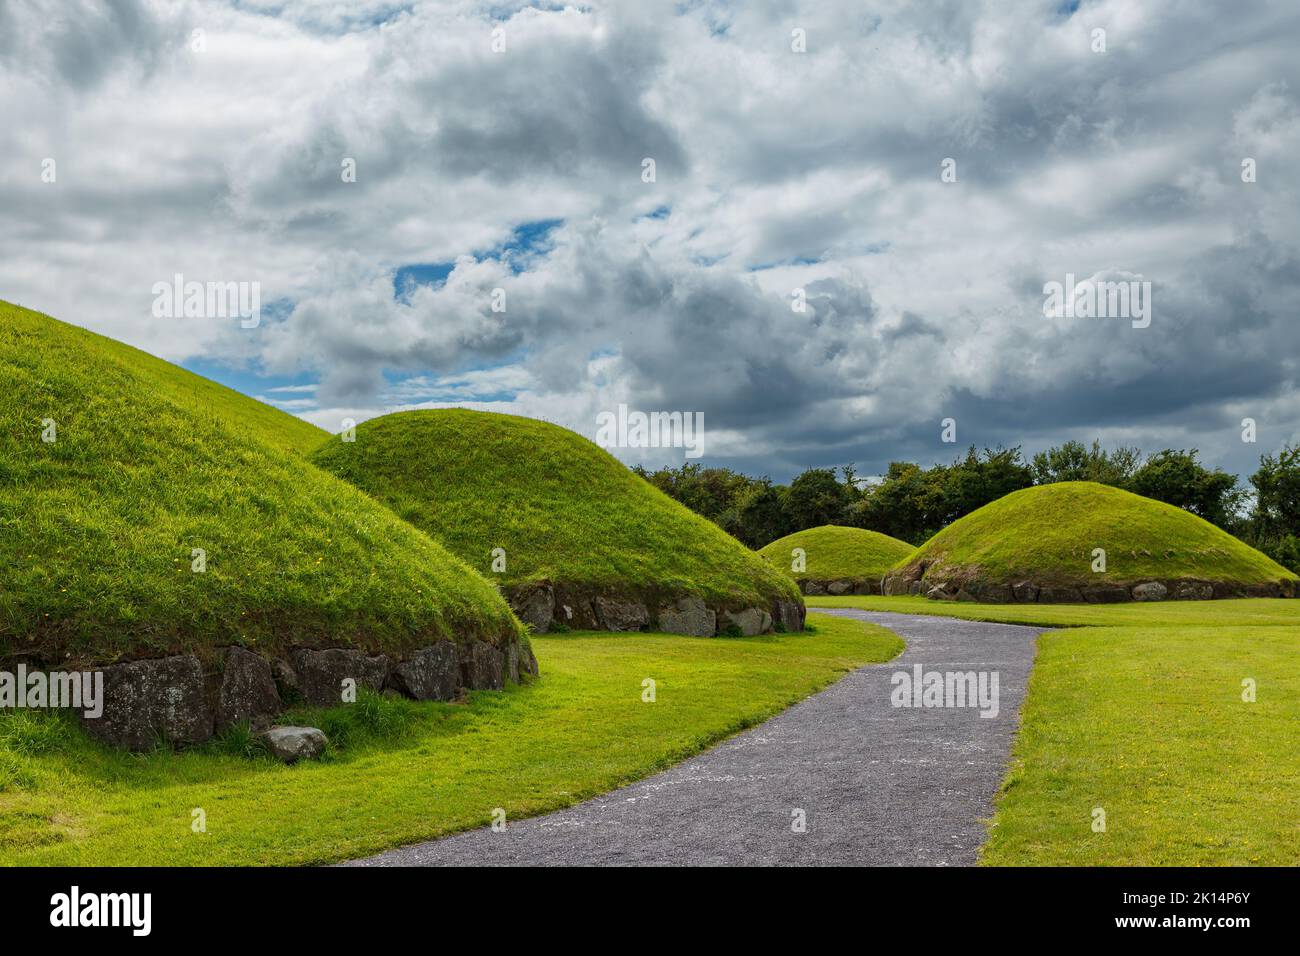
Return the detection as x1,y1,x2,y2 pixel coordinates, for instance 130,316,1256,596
633,441,1300,574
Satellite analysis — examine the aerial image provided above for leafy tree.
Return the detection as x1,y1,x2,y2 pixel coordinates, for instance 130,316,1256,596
1243,445,1300,574
943,446,1034,521
1031,439,1141,486
734,480,790,547
1128,449,1244,529
1250,445,1300,535
785,467,850,530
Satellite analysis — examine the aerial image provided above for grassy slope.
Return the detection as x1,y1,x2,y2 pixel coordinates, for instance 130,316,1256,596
809,594,1300,864
891,481,1295,587
0,613,901,865
759,525,913,580
0,302,523,663
311,409,801,607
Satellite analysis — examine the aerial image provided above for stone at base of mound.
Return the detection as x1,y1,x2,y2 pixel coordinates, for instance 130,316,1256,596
798,578,882,597
75,632,534,752
881,569,1297,605
504,584,806,637
262,726,327,763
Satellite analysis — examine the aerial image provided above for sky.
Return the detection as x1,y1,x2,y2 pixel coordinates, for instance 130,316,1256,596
2,0,1298,482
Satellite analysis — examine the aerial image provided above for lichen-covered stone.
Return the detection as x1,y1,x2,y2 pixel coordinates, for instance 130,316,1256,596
262,726,327,763
389,642,459,701
215,647,281,731
292,648,389,706
720,607,772,636
1131,581,1168,601
657,597,716,637
459,641,504,690
82,655,212,752
594,597,650,631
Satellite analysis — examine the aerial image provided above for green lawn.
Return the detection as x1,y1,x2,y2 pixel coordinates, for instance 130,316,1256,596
984,625,1300,865
0,613,901,866
810,594,1300,865
807,593,1300,627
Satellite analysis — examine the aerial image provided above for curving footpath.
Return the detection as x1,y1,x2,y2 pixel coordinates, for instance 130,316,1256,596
345,610,1046,867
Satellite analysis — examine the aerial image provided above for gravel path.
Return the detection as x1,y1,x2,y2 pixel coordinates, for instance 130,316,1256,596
345,610,1046,867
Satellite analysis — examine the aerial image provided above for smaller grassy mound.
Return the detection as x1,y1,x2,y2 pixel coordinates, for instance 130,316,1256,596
311,410,802,630
759,525,913,592
885,482,1296,602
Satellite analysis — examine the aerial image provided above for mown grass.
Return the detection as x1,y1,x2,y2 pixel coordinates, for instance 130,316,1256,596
810,593,1300,865
0,613,901,865
758,524,913,581
889,481,1296,588
982,625,1300,865
0,302,524,663
310,409,802,608
807,593,1300,627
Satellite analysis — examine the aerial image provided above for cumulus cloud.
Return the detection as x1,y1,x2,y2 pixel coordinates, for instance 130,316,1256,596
2,0,1299,479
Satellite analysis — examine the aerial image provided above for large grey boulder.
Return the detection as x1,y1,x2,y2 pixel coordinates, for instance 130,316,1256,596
505,641,520,684
593,597,650,631
1012,581,1040,602
1131,581,1168,602
82,655,212,752
825,580,853,595
1175,580,1211,600
772,599,805,632
657,597,716,637
1082,584,1131,603
389,642,459,701
517,639,540,677
721,607,772,636
262,726,327,763
510,585,555,633
1038,586,1084,603
459,641,504,690
292,648,389,706
802,579,827,595
215,647,281,731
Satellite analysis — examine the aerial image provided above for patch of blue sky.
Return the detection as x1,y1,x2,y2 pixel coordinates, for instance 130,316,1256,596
181,357,319,408
393,218,563,300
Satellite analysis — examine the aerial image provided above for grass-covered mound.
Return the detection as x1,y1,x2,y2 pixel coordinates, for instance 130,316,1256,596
759,525,914,595
883,481,1297,603
311,409,804,634
0,301,526,666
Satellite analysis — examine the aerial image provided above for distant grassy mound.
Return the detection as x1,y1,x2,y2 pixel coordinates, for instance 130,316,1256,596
311,410,804,634
884,481,1297,603
759,525,914,595
0,302,526,665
